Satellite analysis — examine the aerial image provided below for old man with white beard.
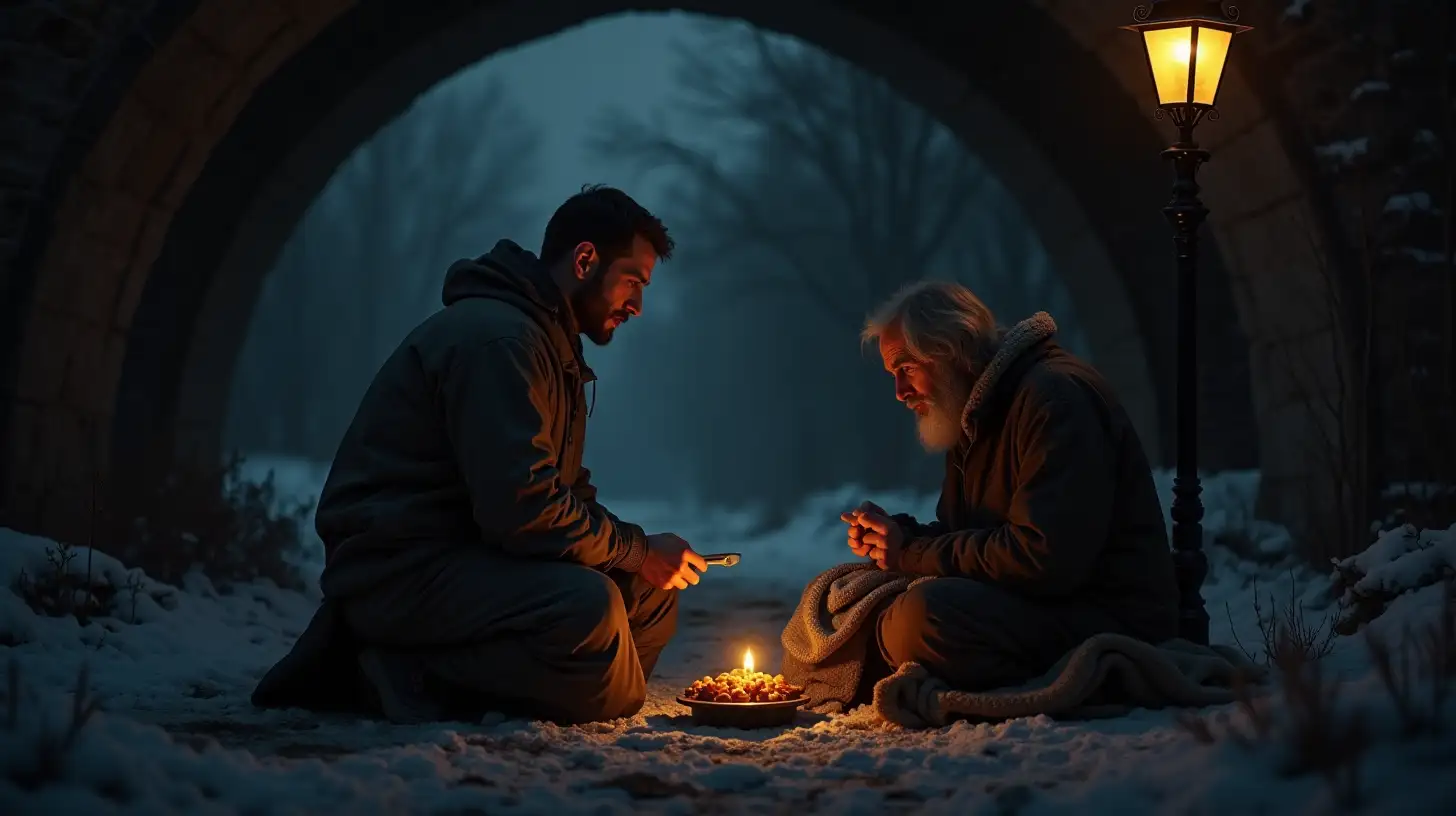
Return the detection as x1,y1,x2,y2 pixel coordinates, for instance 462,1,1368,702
839,280,1179,700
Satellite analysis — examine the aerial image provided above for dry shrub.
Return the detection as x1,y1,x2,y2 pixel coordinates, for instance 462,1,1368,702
1181,579,1456,811
1227,569,1339,667
11,451,310,631
2,659,102,792
1177,631,1369,808
107,451,314,592
10,544,151,632
12,542,116,626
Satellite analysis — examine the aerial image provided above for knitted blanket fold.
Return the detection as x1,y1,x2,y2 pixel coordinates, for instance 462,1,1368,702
779,563,930,711
781,564,1266,727
873,633,1265,729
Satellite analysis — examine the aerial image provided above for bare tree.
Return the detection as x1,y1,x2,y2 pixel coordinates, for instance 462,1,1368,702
334,72,542,352
228,70,542,461
1265,0,1456,558
589,22,1046,325
583,22,1079,514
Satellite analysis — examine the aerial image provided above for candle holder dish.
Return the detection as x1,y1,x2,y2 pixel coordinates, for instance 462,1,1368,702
673,694,809,728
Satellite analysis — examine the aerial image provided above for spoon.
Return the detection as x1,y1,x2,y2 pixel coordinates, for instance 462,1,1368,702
702,553,741,568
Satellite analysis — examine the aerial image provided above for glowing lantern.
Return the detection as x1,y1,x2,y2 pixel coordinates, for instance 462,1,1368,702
1122,0,1251,137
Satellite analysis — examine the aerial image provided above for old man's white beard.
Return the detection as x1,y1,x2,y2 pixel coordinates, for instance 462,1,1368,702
916,379,972,453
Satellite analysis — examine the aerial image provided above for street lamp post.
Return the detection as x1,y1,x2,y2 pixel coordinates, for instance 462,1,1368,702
1122,1,1251,646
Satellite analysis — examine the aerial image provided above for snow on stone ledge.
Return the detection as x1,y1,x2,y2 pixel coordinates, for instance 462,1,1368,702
1315,137,1369,167
1337,523,1456,598
1331,523,1456,633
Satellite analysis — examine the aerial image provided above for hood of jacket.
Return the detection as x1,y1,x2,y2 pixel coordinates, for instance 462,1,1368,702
441,239,594,381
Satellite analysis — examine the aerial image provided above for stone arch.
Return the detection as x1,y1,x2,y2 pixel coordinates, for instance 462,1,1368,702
0,0,1336,544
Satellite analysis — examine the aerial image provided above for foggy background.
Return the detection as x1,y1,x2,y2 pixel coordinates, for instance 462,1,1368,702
224,12,1092,525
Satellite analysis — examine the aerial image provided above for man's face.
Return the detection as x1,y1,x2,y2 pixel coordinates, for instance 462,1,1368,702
878,323,970,452
570,234,657,346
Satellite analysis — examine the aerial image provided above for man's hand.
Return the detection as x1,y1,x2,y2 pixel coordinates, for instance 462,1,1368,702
641,533,707,591
840,501,888,559
848,510,904,571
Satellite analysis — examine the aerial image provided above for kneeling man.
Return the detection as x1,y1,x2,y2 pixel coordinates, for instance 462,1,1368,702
254,186,706,725
847,281,1178,694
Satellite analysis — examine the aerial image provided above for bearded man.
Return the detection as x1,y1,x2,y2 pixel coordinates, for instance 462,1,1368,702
253,185,706,725
843,280,1179,696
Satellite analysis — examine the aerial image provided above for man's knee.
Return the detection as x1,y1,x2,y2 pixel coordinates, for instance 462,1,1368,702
879,581,934,666
545,567,631,650
632,583,679,642
878,579,1000,666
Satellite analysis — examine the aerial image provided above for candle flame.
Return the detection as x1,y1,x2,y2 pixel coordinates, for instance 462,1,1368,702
743,649,755,673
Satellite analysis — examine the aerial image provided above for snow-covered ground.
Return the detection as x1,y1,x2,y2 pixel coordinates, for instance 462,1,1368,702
1,457,1452,814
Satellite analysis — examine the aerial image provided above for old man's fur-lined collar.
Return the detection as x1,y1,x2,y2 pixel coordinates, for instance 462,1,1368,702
958,312,1059,445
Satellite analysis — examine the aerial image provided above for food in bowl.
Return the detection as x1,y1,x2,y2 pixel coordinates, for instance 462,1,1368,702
682,668,804,704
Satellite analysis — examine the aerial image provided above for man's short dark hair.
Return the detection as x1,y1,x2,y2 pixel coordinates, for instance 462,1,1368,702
540,184,675,268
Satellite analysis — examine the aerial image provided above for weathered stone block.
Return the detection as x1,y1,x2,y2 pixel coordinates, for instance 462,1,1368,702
156,137,218,211
1253,396,1346,537
76,181,150,246
32,224,129,324
110,205,172,329
187,0,294,61
1202,120,1304,219
132,26,242,131
226,18,312,110
1213,196,1334,341
1039,0,1126,54
78,97,158,189
1247,326,1343,417
113,118,188,203
282,0,355,31
57,321,127,415
12,308,79,403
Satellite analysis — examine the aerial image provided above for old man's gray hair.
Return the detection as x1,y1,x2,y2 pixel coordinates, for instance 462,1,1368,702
861,281,1001,376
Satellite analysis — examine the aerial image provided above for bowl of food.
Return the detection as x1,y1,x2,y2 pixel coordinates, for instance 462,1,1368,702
676,652,808,729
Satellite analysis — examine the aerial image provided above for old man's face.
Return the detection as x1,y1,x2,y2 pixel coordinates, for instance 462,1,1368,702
878,322,971,453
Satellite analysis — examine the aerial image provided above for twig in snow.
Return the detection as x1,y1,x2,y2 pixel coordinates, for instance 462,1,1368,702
1,659,103,791
1228,570,1339,667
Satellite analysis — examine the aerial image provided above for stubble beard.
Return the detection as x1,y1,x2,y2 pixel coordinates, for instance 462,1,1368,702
572,275,625,347
915,375,972,453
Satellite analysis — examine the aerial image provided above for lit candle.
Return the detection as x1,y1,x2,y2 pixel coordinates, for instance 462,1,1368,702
743,648,755,674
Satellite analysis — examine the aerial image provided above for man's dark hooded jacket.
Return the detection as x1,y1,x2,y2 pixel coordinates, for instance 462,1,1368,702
316,239,647,599
253,240,645,710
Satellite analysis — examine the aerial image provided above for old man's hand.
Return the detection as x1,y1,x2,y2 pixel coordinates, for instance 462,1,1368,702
840,501,887,558
852,510,903,571
642,533,708,591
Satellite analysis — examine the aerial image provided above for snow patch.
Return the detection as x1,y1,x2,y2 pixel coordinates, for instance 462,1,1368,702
1351,80,1390,100
1316,137,1369,167
1385,191,1434,213
1,463,1452,811
1282,0,1313,20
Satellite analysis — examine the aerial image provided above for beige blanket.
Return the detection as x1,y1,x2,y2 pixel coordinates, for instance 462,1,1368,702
781,563,1264,728
780,563,931,710
874,633,1264,728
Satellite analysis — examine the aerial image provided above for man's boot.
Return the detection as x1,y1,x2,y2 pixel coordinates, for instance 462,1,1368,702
357,648,447,724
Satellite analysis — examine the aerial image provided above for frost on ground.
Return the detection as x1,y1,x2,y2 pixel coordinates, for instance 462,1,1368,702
1,458,1453,814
